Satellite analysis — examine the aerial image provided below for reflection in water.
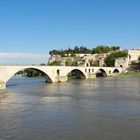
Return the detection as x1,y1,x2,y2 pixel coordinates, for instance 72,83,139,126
0,76,140,140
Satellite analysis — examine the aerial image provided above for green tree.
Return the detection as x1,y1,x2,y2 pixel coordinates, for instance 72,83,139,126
49,45,120,56
104,51,128,67
65,57,73,66
72,60,78,66
138,56,140,62
48,60,61,66
49,50,59,55
71,56,80,66
111,46,120,51
91,48,96,54
40,63,46,66
90,60,99,66
95,46,112,54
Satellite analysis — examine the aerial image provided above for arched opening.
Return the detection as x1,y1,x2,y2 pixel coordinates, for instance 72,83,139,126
96,69,107,77
113,69,119,73
15,68,46,77
7,68,52,88
67,69,86,80
89,69,91,73
57,69,60,76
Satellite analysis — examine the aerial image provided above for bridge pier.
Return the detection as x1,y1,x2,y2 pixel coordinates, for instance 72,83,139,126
55,76,68,82
86,73,96,79
0,80,6,90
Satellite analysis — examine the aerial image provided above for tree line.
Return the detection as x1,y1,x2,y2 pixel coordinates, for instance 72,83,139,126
49,45,120,56
48,45,129,67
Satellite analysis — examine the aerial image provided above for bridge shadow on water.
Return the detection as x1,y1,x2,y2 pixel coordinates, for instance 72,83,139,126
7,76,47,88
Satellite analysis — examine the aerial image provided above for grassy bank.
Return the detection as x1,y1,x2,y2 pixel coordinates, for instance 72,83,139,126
115,72,140,77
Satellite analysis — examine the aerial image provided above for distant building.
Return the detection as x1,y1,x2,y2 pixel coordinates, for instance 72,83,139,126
128,48,140,62
115,48,140,71
115,57,130,71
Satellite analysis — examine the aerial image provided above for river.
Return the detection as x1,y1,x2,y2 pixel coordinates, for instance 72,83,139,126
0,76,140,140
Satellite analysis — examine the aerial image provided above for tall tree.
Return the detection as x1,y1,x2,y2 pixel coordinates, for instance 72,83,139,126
104,51,128,67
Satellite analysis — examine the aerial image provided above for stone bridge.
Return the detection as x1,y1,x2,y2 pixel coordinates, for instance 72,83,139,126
0,65,122,89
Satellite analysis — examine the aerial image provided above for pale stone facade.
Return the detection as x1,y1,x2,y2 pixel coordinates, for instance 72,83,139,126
115,48,140,71
128,49,140,62
115,57,130,71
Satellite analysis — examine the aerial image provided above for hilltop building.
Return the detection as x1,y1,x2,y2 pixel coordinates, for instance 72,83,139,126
115,48,140,71
115,57,130,71
128,48,140,62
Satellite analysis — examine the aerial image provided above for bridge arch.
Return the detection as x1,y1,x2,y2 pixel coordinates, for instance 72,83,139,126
67,68,86,80
96,68,108,77
113,69,120,73
5,67,53,87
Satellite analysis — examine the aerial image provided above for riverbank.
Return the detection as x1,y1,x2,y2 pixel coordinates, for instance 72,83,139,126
115,72,140,77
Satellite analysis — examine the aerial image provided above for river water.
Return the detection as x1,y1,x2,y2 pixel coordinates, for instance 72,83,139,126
0,76,140,140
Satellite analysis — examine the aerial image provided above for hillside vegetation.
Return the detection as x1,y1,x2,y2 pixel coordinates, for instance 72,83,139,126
49,45,120,56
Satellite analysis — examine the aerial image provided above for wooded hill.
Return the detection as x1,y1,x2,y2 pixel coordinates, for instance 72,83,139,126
49,45,120,56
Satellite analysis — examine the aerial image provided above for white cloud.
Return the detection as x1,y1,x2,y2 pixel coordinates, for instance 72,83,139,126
0,52,49,65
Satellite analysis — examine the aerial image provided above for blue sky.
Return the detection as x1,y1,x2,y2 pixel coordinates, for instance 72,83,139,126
0,0,140,64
